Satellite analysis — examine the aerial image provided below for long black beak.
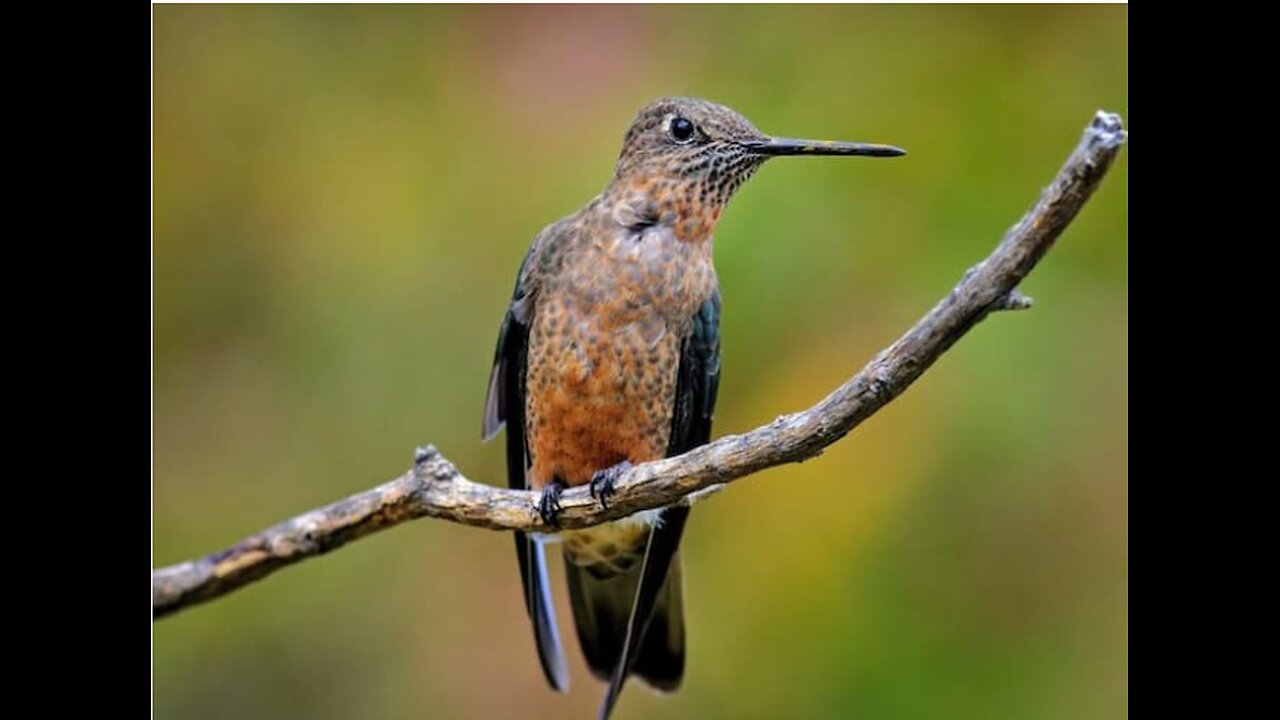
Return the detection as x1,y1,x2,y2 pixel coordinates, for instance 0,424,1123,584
742,137,906,158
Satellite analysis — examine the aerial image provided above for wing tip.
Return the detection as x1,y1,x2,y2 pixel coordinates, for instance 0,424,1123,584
535,634,570,693
481,418,505,442
546,656,570,693
532,541,571,693
482,359,507,441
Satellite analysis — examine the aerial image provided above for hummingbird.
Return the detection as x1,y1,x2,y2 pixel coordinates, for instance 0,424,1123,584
482,97,903,719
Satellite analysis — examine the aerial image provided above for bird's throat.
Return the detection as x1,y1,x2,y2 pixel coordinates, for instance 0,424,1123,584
613,176,725,244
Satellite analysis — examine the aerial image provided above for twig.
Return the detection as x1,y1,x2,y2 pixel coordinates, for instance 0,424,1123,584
153,111,1127,620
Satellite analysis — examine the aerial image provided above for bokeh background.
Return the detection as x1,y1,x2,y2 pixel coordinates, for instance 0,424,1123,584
153,5,1127,719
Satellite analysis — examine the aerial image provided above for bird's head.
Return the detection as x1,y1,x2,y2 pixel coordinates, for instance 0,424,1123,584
610,97,904,240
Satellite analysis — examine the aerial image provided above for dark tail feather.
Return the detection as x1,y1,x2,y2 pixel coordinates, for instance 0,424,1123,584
631,558,685,691
564,556,684,689
596,507,690,720
565,555,640,683
518,532,569,692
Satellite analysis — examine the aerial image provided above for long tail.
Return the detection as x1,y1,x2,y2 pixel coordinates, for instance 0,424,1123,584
564,507,689,720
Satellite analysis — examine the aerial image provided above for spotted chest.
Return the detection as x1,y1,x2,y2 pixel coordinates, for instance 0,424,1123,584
525,292,682,490
523,221,716,492
525,298,676,569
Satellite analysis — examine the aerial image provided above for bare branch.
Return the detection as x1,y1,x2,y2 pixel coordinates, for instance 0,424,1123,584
153,111,1127,620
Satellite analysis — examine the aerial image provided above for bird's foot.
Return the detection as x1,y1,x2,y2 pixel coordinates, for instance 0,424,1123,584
589,461,633,511
537,481,566,527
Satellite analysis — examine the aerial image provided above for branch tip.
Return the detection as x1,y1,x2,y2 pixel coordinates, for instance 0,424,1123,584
1089,110,1127,147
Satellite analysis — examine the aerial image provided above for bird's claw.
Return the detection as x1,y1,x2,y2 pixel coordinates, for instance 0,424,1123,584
589,460,633,511
537,482,565,527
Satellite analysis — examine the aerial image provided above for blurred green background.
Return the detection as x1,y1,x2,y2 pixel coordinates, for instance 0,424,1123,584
153,5,1127,719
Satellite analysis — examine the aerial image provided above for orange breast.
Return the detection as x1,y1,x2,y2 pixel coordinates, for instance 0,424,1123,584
525,293,680,489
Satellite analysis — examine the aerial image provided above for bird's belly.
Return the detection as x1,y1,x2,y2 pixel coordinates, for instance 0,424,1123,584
525,298,681,490
559,510,662,573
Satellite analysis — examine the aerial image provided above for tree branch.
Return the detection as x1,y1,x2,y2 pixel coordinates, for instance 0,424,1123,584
153,111,1127,620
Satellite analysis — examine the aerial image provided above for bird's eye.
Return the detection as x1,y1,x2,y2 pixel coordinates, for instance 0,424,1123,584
670,116,696,143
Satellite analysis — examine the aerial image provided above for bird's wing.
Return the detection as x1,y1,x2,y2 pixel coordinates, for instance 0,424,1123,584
483,239,569,692
598,290,722,720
